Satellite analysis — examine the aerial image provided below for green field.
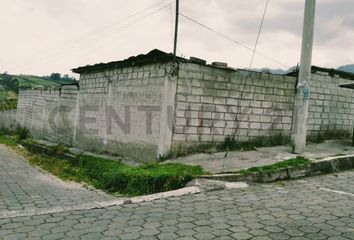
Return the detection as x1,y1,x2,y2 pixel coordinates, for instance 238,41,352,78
0,90,17,100
0,74,76,108
7,75,73,88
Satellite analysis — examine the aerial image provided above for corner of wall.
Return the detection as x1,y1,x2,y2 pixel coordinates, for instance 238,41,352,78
157,73,178,157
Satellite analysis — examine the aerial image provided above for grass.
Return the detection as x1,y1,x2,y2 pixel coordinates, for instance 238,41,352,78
21,152,204,196
0,135,19,146
307,130,351,144
164,134,291,160
0,127,205,196
0,99,17,110
237,156,312,175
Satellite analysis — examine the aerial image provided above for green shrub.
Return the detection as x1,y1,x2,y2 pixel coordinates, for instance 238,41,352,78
73,155,204,195
307,130,351,143
166,134,291,160
15,125,30,140
52,143,70,155
239,156,311,175
26,152,204,196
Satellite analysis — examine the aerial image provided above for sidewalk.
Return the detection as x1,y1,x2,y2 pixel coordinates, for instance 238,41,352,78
164,139,354,173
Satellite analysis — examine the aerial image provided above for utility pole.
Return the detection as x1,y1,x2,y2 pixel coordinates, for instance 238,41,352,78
292,0,316,154
173,0,179,65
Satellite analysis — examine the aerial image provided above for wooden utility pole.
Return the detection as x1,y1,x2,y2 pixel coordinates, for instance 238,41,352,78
173,0,179,65
292,0,316,154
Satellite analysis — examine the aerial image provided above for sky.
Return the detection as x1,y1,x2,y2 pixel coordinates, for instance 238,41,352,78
0,0,353,77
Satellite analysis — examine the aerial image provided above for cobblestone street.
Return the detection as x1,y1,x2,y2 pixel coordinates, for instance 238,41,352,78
0,145,354,240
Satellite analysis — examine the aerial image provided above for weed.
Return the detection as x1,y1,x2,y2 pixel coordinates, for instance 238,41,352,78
52,143,70,155
15,125,30,140
7,142,205,196
166,134,291,160
238,156,311,175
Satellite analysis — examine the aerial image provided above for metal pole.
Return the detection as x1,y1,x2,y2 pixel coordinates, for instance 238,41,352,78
173,0,179,65
292,0,316,154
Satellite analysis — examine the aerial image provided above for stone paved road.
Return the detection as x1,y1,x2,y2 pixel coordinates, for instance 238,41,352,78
1,145,354,240
0,144,115,218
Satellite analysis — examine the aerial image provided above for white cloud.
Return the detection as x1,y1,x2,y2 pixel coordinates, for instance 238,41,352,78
0,0,353,76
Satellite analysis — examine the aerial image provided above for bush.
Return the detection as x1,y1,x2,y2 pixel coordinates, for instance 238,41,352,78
239,156,311,175
15,125,30,140
0,125,30,145
26,152,204,196
52,143,70,155
166,134,291,160
74,155,204,195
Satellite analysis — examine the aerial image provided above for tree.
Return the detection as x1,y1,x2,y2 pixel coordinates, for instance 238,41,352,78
50,73,61,81
1,73,19,94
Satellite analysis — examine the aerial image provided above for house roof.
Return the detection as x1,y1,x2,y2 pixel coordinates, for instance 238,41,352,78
72,49,185,74
339,82,354,89
287,66,354,80
72,49,354,81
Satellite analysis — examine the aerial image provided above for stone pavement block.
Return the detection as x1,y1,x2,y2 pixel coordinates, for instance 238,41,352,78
1,141,354,240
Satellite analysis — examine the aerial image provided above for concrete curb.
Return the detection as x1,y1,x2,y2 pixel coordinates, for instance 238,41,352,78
0,186,202,219
200,155,354,183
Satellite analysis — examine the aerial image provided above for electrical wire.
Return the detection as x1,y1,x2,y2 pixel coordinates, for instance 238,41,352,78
13,0,172,72
179,12,290,69
74,6,172,61
248,0,269,70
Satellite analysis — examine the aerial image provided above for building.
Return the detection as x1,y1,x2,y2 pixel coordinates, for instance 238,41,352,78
16,49,354,161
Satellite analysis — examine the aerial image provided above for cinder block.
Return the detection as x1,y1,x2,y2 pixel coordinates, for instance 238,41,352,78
186,134,199,142
249,115,260,122
252,108,263,115
226,98,238,105
248,129,260,136
213,120,225,128
238,121,249,129
250,122,261,129
216,90,229,97
189,103,203,111
197,127,211,134
229,91,241,98
175,110,185,118
201,96,214,103
192,88,203,95
199,111,212,119
184,126,198,134
214,97,226,105
225,113,236,121
187,118,200,127
202,104,216,112
185,111,199,119
212,112,225,120
176,102,189,110
250,101,262,108
262,123,272,130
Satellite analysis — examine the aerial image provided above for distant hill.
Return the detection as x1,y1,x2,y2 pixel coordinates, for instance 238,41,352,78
337,64,354,74
5,74,75,89
0,73,76,110
252,67,297,75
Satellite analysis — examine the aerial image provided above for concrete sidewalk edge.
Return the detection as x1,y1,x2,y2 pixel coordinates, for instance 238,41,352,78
200,155,354,183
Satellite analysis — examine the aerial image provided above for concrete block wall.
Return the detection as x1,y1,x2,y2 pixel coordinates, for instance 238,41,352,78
0,110,17,129
14,61,354,159
172,63,296,145
16,87,78,144
75,64,166,161
308,73,354,136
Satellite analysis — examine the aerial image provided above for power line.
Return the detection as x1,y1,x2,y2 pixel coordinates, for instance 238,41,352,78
179,12,290,69
12,0,172,72
74,7,172,61
248,0,270,70
15,3,173,73
239,0,272,139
